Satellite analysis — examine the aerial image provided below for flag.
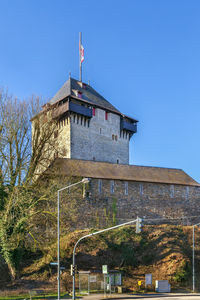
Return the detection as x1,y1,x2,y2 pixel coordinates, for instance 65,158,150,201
80,44,84,63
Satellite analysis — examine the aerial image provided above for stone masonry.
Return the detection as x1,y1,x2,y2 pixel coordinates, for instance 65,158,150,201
70,106,130,164
87,179,200,225
34,76,200,226
45,158,200,226
45,77,137,164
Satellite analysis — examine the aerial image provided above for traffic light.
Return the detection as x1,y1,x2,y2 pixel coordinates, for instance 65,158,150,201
136,216,143,233
70,264,77,275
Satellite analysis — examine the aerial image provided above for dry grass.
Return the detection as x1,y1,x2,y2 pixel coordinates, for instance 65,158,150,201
1,225,200,295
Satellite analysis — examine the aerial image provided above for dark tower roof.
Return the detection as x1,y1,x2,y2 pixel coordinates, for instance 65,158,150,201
49,77,137,121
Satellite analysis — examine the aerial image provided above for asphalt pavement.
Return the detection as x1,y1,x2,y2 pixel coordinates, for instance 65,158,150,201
74,293,200,300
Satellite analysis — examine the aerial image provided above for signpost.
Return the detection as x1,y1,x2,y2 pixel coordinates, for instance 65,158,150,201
50,262,58,266
138,280,142,290
102,265,108,274
145,274,152,288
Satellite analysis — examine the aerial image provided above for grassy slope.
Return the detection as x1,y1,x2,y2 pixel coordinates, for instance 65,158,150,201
1,225,200,294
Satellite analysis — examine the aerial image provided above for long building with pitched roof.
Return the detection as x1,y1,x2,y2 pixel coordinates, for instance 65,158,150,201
34,77,200,224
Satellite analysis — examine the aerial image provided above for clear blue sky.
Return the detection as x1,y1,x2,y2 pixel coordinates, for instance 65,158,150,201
0,0,200,182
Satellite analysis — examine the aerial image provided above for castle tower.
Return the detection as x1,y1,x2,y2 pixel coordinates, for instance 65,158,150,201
42,77,138,165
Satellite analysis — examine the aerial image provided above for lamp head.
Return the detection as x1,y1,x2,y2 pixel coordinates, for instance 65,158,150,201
82,177,90,184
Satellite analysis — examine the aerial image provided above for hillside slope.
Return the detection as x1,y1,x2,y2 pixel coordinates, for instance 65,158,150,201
1,225,200,295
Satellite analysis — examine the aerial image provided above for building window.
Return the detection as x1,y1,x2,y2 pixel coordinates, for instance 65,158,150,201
186,186,189,200
139,184,143,196
110,180,114,194
100,128,102,134
78,91,82,98
54,130,58,139
105,111,108,120
98,179,102,194
93,107,96,116
54,151,59,159
170,185,174,198
115,135,118,141
117,159,119,164
125,182,128,195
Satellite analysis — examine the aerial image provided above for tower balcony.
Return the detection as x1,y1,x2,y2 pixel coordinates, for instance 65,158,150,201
120,119,137,133
53,101,92,119
69,102,92,117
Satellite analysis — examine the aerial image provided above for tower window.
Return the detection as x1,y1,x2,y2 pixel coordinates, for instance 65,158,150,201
54,151,59,159
54,130,58,139
105,111,108,120
93,108,96,116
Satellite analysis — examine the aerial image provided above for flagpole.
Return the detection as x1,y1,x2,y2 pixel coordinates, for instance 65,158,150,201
79,32,82,82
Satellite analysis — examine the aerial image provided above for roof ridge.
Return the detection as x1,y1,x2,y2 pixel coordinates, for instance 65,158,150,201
69,76,72,94
49,158,200,186
57,158,182,171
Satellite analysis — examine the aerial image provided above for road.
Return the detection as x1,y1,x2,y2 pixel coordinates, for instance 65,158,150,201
115,297,200,300
78,293,200,300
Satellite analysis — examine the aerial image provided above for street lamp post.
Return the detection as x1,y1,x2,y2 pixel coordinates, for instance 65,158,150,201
57,178,90,300
72,218,139,300
192,222,200,293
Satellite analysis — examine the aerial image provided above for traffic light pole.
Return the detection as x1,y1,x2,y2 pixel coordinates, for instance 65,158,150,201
72,218,139,300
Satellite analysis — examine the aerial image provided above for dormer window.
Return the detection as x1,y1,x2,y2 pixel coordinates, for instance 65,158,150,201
78,81,87,89
77,91,82,98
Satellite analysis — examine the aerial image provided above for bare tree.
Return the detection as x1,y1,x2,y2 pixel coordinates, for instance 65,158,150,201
0,90,59,279
0,90,59,187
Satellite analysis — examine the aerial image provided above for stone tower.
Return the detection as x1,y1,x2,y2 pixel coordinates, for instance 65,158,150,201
42,77,138,165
